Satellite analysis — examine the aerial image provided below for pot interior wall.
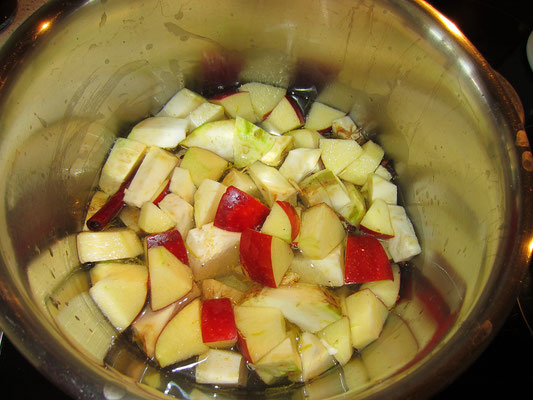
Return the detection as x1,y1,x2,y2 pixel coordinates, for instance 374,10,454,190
0,0,518,399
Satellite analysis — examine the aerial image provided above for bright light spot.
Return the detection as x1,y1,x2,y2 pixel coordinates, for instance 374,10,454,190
439,15,462,38
39,21,51,33
528,237,533,256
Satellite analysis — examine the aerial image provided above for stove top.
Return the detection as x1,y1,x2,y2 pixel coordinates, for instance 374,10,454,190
0,0,532,398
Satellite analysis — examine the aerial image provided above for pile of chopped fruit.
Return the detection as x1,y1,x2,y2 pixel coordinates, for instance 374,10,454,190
76,82,421,386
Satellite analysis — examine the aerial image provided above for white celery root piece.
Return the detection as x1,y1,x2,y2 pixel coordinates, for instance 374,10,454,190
77,228,143,263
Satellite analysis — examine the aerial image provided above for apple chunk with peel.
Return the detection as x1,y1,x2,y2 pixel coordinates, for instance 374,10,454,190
239,82,287,121
147,246,193,311
211,91,258,123
196,349,247,386
89,264,148,331
234,305,286,363
146,229,188,266
240,229,294,288
180,119,236,162
186,222,241,280
261,201,300,243
214,186,270,232
155,298,209,367
77,228,143,263
316,316,353,366
360,198,395,239
298,203,346,260
345,288,389,350
262,95,305,134
360,264,401,309
344,233,393,284
241,283,341,333
201,298,238,348
132,284,200,358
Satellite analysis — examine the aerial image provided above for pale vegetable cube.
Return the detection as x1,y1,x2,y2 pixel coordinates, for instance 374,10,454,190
128,117,188,149
77,229,143,263
138,202,176,234
98,138,147,195
385,205,422,262
338,140,384,185
196,349,247,386
158,193,195,238
193,179,227,228
247,161,297,207
158,88,207,118
180,147,229,187
123,146,178,208
188,102,226,129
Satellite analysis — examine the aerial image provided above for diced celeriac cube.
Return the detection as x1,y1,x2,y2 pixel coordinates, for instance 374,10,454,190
128,116,188,149
157,88,207,118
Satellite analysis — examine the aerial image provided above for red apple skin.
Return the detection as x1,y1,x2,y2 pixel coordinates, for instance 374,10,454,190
344,234,393,284
146,229,189,266
276,201,300,242
359,224,395,240
152,180,171,206
214,186,270,232
285,95,305,124
201,298,238,347
209,91,242,101
240,228,277,288
237,331,253,363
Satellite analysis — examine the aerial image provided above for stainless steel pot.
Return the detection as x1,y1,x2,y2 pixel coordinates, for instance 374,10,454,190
0,0,531,399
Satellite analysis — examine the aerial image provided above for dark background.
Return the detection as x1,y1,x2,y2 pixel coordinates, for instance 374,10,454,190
1,0,532,398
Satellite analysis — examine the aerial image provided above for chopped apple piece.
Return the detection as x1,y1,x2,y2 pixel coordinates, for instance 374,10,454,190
132,285,200,358
375,164,393,181
338,140,384,185
180,119,236,162
305,102,346,132
317,316,353,366
211,91,258,123
119,205,141,233
360,264,401,309
221,168,261,198
345,288,389,350
262,96,305,134
345,234,392,284
247,161,297,207
158,88,207,118
332,115,362,142
279,148,322,184
128,117,188,149
260,135,294,167
319,138,363,175
385,205,422,262
169,167,196,205
285,128,322,149
292,332,335,382
289,243,344,287
254,330,302,382
261,201,300,243
196,349,247,386
98,138,147,196
234,305,286,363
89,262,140,285
340,182,367,226
298,203,345,260
241,283,341,333
214,186,270,232
201,279,245,305
77,228,143,263
138,201,175,234
366,173,397,205
188,102,226,129
146,229,188,266
150,179,171,206
233,116,275,168
240,228,294,288
239,82,287,120
123,146,178,208
155,298,209,367
201,298,238,348
157,193,195,238
360,198,395,239
180,147,229,187
147,246,193,311
194,179,227,228
186,222,241,280
89,263,148,331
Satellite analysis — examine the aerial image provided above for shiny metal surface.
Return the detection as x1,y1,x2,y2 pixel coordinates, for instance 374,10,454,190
0,0,531,399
